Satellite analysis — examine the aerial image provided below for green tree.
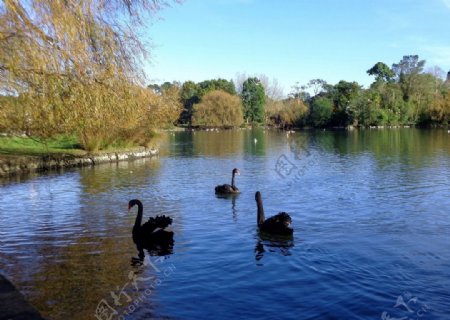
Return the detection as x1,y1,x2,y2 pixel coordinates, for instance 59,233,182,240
310,97,333,127
330,80,362,126
290,82,310,101
148,81,180,95
307,79,328,96
192,90,243,128
355,89,389,126
392,55,426,78
179,81,201,124
367,62,395,83
371,81,411,125
392,55,426,101
241,77,266,123
198,79,236,96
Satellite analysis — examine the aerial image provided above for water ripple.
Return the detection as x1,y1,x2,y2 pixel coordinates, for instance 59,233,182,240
1,129,449,319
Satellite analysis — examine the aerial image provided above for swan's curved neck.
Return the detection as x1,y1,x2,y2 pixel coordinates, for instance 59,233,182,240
231,172,236,188
256,197,265,226
134,201,143,229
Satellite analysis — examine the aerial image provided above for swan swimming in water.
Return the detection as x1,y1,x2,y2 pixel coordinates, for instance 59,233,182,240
215,168,240,194
128,199,174,261
255,191,293,235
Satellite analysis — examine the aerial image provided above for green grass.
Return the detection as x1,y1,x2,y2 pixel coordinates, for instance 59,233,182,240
0,135,86,157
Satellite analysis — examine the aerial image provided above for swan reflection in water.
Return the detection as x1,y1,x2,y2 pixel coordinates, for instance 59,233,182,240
131,244,174,266
215,192,239,222
255,235,294,261
128,199,174,266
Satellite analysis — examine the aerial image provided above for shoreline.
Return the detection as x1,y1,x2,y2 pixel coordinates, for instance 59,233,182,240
0,147,158,178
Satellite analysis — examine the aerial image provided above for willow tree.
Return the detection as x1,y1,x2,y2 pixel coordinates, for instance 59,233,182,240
192,90,243,128
0,0,177,150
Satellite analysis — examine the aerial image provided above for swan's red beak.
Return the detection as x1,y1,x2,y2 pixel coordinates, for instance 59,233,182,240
128,204,131,211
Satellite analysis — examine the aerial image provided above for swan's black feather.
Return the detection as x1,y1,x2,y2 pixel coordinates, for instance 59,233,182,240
141,215,173,232
215,168,240,194
255,192,294,236
215,184,239,194
259,212,293,235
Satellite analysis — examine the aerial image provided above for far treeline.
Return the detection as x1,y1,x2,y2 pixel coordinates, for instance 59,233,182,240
152,55,450,130
1,2,449,153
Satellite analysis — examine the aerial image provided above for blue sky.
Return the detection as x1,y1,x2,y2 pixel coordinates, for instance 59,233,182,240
144,0,450,94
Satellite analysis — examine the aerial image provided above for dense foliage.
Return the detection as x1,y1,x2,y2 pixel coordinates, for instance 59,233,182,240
4,51,444,141
266,55,449,128
241,77,266,123
0,0,180,151
178,79,237,125
191,90,243,128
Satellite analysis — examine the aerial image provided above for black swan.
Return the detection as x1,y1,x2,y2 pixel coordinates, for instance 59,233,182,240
255,191,293,235
128,199,174,261
215,168,240,194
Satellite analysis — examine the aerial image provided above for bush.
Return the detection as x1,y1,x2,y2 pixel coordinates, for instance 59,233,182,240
192,90,243,127
279,99,308,128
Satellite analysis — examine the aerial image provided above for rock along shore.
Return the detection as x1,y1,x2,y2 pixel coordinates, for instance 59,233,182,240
0,147,158,178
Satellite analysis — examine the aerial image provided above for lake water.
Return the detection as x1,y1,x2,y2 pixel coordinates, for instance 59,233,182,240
0,128,449,319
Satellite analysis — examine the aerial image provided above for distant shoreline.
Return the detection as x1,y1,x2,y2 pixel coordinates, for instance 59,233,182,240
175,123,448,131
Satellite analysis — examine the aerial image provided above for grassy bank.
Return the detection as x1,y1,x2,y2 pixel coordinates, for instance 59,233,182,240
0,135,86,157
0,133,164,158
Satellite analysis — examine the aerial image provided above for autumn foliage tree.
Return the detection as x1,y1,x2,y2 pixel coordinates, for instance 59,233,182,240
192,90,243,128
0,0,178,151
429,90,450,124
279,99,308,129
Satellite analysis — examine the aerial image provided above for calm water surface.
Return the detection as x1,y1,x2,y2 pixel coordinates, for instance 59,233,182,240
0,129,449,319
